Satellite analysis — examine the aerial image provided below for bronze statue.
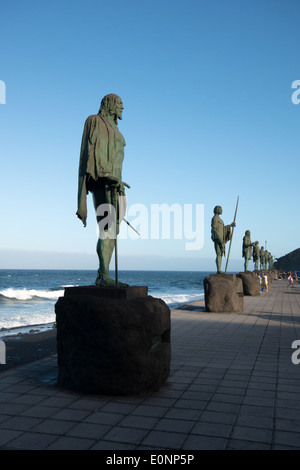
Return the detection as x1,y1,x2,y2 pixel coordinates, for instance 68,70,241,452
268,252,273,269
264,250,268,270
242,230,256,272
259,246,265,270
211,206,235,273
252,241,260,271
77,94,128,286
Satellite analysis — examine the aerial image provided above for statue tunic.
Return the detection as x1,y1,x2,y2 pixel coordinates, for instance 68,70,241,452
76,113,126,226
253,244,260,261
242,235,252,259
211,215,231,245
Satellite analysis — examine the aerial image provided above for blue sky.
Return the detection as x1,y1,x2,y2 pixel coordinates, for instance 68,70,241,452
0,0,299,272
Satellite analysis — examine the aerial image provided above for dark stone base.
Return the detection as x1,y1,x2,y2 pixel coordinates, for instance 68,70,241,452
203,274,244,313
237,272,261,296
55,286,170,395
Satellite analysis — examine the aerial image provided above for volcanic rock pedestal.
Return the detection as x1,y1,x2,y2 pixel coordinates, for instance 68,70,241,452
237,272,261,296
55,286,171,395
204,274,244,313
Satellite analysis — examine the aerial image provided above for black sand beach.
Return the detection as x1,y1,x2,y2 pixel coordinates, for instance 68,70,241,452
0,329,57,372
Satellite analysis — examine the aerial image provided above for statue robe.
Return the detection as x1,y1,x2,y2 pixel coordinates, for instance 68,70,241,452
211,215,231,255
242,235,252,259
76,113,125,226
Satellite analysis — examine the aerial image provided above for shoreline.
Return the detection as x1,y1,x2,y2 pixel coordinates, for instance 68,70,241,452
0,328,57,372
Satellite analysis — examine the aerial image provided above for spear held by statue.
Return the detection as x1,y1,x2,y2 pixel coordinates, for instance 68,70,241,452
225,196,239,273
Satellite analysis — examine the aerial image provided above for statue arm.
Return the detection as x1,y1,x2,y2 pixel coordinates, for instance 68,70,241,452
76,115,101,226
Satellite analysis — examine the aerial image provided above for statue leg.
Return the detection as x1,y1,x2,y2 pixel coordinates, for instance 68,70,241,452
95,237,116,286
91,183,116,286
215,243,222,273
92,181,128,287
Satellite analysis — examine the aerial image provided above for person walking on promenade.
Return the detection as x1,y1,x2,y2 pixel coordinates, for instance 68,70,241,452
262,273,268,293
288,272,294,287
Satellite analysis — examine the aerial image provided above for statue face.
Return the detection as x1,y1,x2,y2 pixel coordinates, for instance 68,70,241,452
114,97,124,121
214,206,222,215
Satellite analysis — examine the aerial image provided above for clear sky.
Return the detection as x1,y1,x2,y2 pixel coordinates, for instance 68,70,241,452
0,0,299,272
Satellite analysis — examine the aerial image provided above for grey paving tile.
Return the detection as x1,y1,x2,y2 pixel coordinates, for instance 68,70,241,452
227,439,271,450
131,404,167,418
47,436,95,450
6,431,59,449
236,414,273,430
200,410,236,425
0,429,23,446
141,430,186,449
231,425,273,444
84,411,124,426
0,415,42,431
118,415,159,429
190,421,232,438
31,418,77,435
66,422,110,440
20,405,61,418
50,408,91,422
154,418,194,433
182,434,227,450
103,426,149,445
274,430,300,448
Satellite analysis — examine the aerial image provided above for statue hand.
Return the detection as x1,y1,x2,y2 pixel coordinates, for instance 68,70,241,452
105,176,124,194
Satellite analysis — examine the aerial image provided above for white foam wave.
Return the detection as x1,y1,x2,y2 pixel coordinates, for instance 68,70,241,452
0,288,64,301
158,292,204,308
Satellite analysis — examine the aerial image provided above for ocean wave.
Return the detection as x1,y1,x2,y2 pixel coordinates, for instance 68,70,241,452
0,288,64,302
158,292,204,309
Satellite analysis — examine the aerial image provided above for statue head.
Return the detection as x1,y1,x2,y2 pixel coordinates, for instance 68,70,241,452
213,206,222,215
99,94,124,124
245,230,250,236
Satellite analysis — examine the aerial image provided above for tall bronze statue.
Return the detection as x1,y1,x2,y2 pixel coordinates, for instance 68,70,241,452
77,94,128,286
268,252,273,269
211,206,235,273
252,241,260,271
264,250,268,270
242,230,256,272
259,246,265,270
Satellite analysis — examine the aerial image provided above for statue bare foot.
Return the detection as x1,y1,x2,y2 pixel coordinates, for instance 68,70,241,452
95,271,129,287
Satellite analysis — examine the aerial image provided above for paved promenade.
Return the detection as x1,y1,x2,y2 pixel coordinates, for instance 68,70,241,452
0,279,299,450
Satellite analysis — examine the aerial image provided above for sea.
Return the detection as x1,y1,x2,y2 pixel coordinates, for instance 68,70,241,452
0,269,209,338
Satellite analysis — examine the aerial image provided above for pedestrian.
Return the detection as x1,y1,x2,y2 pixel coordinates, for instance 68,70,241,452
262,273,268,293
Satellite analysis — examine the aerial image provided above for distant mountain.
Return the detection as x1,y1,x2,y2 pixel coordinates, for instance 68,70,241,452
274,248,300,271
